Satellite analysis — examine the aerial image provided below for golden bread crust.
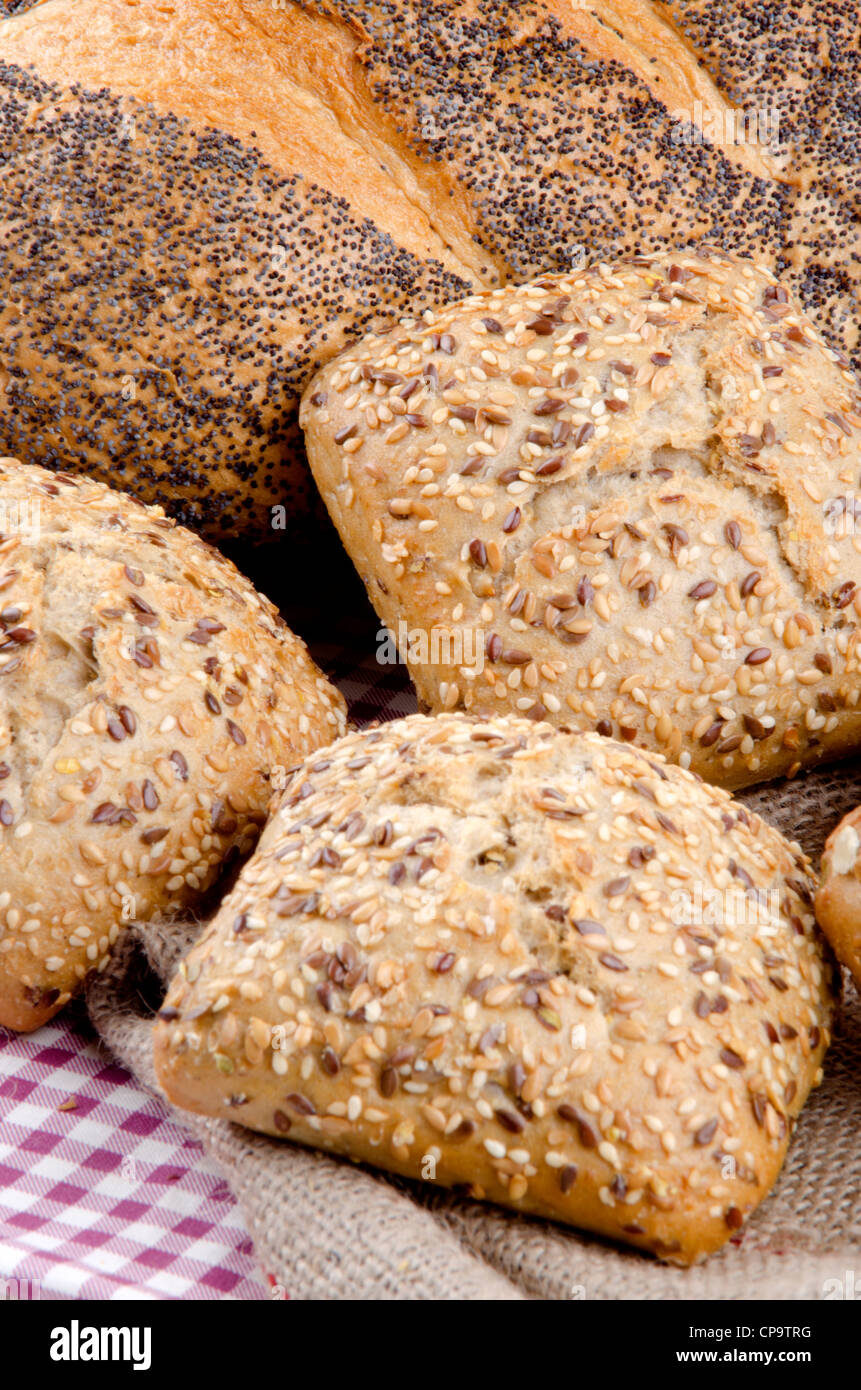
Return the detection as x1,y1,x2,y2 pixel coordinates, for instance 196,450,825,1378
302,251,861,789
0,456,346,1030
154,714,835,1264
1,0,858,535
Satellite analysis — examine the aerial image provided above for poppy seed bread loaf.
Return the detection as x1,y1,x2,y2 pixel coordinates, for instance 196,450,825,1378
0,457,346,1032
302,251,861,790
0,0,477,538
153,714,835,1265
1,0,859,537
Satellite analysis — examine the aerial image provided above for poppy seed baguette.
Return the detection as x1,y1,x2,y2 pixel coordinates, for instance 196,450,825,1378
0,457,346,1032
301,251,861,790
153,714,835,1265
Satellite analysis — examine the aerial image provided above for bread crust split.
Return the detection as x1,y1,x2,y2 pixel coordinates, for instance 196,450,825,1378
154,713,835,1264
0,457,346,1031
302,250,861,790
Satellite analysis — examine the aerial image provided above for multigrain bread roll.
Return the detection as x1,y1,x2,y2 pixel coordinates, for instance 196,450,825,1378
301,251,861,791
1,0,859,537
815,810,861,990
0,457,346,1032
153,714,835,1265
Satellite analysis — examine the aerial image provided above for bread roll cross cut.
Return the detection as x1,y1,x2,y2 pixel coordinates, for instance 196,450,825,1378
154,714,835,1264
302,251,861,790
0,458,346,1031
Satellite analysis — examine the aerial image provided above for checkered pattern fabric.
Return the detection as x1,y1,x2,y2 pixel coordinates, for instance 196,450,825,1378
0,626,417,1301
0,1006,266,1300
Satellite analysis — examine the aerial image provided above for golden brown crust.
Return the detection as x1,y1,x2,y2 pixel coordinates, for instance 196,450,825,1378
0,0,479,537
325,0,859,358
1,0,859,538
0,456,346,1031
153,714,835,1265
302,250,861,790
0,0,485,279
815,806,861,989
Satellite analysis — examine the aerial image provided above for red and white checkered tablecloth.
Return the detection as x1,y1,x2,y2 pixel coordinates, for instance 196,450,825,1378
0,613,417,1302
0,1009,266,1301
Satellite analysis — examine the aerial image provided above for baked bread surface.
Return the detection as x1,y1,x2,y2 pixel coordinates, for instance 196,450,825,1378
0,457,346,1031
154,713,834,1264
0,0,478,536
302,251,861,789
815,807,861,990
1,0,859,535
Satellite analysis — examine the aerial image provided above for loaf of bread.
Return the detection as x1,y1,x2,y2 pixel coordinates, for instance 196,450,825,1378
815,809,861,990
302,251,861,790
0,457,346,1032
0,0,475,538
1,0,858,537
153,713,835,1265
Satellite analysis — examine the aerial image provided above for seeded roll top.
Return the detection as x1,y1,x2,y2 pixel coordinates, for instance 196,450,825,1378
154,714,834,1264
302,251,861,789
0,458,346,1031
1,0,859,537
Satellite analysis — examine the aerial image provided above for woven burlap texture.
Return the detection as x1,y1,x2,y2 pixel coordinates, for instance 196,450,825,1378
86,757,861,1300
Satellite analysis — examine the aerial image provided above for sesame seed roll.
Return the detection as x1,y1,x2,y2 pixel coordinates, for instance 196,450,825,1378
154,713,835,1265
302,251,861,789
0,457,346,1031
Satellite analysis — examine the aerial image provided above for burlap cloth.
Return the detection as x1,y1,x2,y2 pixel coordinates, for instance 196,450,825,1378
86,756,861,1300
